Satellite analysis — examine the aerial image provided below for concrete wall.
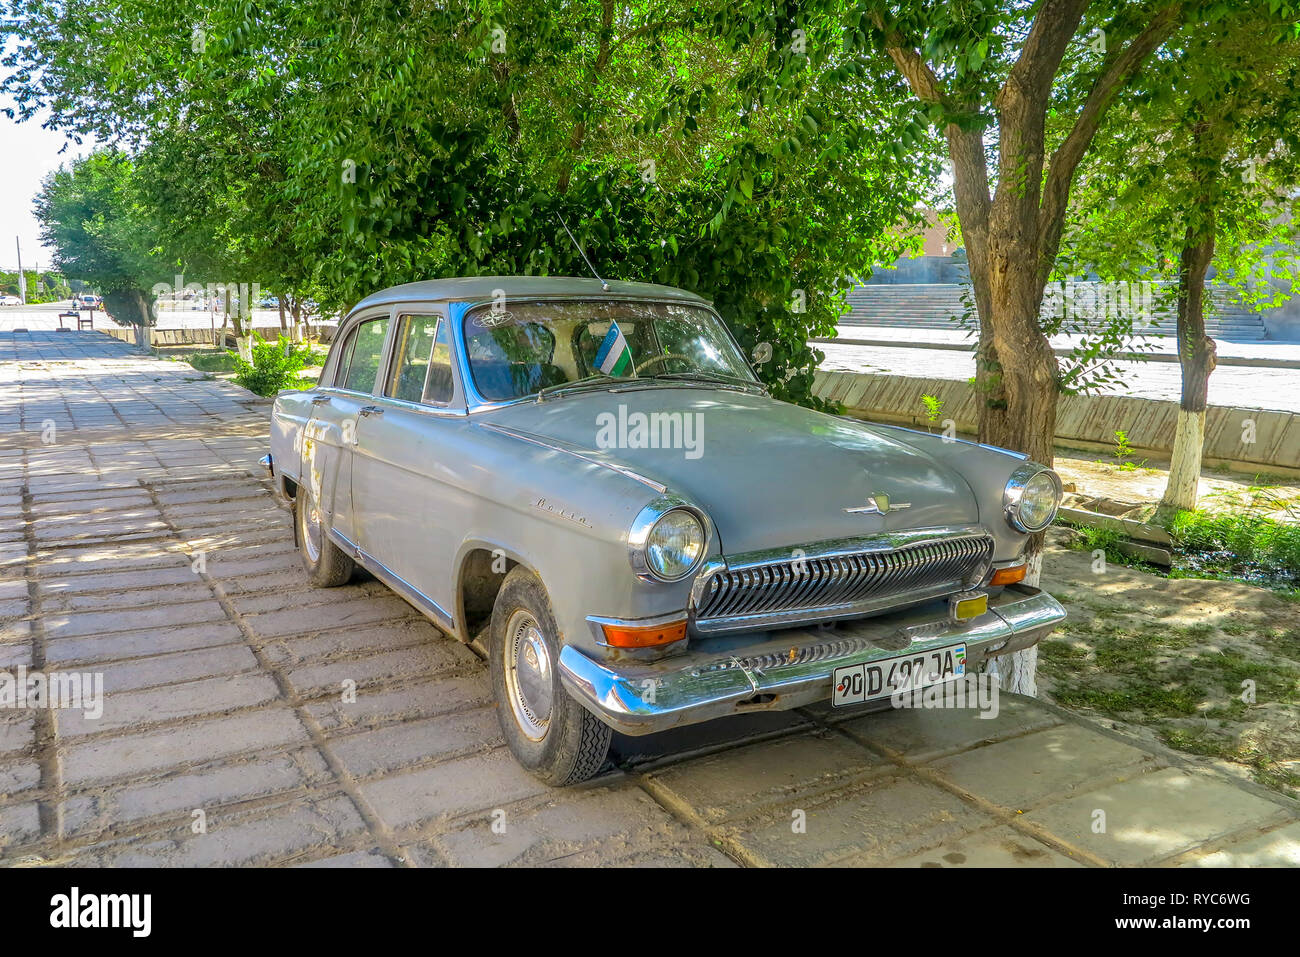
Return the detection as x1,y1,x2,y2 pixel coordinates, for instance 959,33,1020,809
100,325,337,347
814,370,1300,474
1260,292,1300,341
864,256,970,285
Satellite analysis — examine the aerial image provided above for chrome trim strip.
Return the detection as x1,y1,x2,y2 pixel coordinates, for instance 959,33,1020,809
370,394,469,419
477,422,669,493
326,528,455,631
560,586,1067,735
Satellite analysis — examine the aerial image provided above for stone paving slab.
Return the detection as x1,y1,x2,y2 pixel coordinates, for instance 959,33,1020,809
1020,767,1289,866
1,330,1296,867
884,824,1085,868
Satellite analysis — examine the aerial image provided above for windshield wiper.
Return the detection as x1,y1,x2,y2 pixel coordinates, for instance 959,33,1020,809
535,373,630,402
646,371,764,389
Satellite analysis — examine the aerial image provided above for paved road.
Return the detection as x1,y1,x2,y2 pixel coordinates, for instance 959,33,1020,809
832,324,1300,360
819,339,1300,414
0,301,315,334
0,330,1296,866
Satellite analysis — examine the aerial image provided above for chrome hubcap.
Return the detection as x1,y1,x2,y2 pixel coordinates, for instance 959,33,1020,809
302,497,322,563
504,610,554,741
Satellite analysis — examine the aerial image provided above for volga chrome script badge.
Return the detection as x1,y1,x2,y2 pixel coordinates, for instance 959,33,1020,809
532,496,591,528
844,494,911,515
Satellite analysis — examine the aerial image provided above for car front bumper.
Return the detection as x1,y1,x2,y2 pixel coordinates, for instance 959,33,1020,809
558,584,1066,736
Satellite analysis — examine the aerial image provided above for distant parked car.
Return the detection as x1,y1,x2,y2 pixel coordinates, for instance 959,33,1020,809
0,295,22,306
77,294,101,309
263,276,1067,785
258,294,281,308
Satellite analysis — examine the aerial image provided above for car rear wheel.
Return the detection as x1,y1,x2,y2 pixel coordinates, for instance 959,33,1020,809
489,567,612,786
295,485,355,587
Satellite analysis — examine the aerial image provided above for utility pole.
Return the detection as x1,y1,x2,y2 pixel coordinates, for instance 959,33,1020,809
15,237,25,305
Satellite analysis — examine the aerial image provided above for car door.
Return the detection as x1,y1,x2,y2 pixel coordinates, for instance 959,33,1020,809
350,308,464,622
301,311,392,548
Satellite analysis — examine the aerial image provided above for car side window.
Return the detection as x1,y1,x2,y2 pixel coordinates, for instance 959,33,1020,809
385,315,439,403
338,317,389,393
424,316,454,404
331,327,360,388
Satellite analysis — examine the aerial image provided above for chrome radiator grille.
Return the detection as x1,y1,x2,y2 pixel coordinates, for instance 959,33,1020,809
692,533,993,634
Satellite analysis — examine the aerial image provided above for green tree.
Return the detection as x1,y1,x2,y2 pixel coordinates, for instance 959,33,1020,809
3,0,943,404
32,150,165,327
1065,9,1300,515
838,0,1290,694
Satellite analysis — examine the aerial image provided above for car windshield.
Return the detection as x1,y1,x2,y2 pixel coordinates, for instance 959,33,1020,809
461,299,758,402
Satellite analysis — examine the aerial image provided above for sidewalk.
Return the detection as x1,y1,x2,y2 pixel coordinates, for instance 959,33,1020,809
1,330,1296,866
0,302,322,335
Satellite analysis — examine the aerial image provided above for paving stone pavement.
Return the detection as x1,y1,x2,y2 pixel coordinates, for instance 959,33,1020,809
0,330,1297,867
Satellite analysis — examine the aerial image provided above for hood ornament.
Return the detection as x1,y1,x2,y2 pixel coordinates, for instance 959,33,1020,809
844,494,911,515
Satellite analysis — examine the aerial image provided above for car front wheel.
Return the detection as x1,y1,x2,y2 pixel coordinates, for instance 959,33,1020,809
490,567,612,786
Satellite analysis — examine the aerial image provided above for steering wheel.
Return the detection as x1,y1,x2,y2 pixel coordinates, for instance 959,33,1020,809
634,353,692,375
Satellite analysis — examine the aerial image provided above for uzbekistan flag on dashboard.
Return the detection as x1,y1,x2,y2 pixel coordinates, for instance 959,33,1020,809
594,320,633,376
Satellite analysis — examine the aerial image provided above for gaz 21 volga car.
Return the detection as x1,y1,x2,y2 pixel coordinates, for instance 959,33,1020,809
264,277,1067,785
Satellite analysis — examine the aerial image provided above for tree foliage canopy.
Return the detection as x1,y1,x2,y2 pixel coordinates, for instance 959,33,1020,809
3,0,947,405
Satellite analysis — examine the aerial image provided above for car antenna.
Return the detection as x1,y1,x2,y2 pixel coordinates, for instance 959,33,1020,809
558,215,610,291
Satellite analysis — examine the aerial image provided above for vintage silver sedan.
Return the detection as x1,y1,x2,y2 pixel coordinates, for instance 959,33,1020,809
264,277,1066,784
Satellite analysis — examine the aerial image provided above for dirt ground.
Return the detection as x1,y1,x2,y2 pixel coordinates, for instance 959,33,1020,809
1040,452,1300,797
1054,448,1300,521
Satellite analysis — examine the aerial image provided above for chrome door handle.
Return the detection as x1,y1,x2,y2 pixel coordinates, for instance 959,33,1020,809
359,406,384,417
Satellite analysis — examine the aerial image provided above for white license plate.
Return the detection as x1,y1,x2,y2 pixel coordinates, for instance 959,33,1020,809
832,644,966,707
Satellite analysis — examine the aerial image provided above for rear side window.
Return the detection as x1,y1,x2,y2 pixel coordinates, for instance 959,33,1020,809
335,317,389,393
385,315,440,403
425,316,454,404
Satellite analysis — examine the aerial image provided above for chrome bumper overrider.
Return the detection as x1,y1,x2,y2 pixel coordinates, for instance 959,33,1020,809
558,585,1066,736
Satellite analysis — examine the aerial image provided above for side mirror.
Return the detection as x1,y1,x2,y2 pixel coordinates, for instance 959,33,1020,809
751,342,773,366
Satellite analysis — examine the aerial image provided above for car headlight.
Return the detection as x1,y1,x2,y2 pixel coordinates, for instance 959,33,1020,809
1004,464,1062,533
629,499,708,582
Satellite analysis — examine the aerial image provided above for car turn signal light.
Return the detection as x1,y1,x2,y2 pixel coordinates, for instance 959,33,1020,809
990,564,1027,586
600,619,688,648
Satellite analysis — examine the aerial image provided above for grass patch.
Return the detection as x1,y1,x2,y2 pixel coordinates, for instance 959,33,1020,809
1168,507,1300,579
185,351,238,373
1040,604,1300,797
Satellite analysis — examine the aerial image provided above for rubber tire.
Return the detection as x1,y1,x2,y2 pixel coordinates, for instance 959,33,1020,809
296,485,355,587
490,567,612,786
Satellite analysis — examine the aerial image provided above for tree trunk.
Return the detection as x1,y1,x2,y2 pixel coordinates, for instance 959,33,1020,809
1160,212,1217,515
876,5,1182,697
278,300,287,334
227,294,253,363
949,119,1061,697
102,288,154,350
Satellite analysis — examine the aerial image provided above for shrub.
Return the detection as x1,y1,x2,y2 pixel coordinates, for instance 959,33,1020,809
231,334,324,396
1169,507,1300,578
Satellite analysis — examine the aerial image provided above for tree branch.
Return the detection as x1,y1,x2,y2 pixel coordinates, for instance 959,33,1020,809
999,0,1090,111
557,0,615,195
1037,3,1185,282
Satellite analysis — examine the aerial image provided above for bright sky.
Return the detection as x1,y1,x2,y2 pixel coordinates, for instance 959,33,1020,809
0,70,98,272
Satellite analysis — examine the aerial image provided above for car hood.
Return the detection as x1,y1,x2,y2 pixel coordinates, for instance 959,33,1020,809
480,386,980,554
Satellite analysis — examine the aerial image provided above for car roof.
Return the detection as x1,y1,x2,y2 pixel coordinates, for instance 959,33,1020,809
348,276,710,316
